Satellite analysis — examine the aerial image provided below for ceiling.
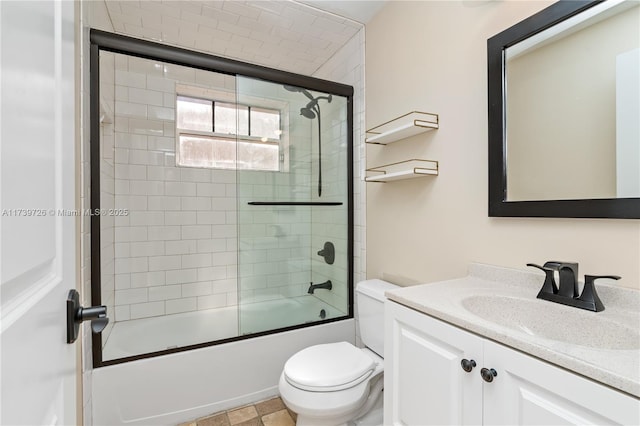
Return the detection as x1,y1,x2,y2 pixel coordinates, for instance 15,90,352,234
103,0,383,76
299,0,387,24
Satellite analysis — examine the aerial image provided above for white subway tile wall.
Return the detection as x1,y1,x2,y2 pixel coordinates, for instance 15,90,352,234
234,77,316,307
312,29,366,343
104,54,240,321
104,54,351,321
98,53,362,326
104,1,362,77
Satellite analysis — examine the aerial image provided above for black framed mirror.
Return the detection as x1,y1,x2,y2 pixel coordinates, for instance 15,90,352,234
488,0,640,219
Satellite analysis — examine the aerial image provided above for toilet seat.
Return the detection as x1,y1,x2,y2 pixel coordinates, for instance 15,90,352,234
279,347,384,422
284,342,376,392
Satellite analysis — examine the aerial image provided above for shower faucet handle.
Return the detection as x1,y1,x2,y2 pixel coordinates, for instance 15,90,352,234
317,242,335,265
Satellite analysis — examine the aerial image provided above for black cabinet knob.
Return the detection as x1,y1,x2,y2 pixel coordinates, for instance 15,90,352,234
461,358,476,372
480,367,498,382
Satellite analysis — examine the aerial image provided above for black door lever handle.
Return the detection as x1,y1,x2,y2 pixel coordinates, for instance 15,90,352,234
66,289,108,344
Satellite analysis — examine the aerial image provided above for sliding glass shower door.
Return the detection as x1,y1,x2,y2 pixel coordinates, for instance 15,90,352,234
98,51,243,362
236,77,350,335
92,32,352,366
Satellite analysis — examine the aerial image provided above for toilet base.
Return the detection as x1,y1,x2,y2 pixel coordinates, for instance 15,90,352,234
296,416,348,426
291,375,384,426
295,397,382,426
351,389,383,426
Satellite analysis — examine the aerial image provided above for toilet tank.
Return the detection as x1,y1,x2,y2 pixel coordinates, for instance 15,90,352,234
356,279,399,357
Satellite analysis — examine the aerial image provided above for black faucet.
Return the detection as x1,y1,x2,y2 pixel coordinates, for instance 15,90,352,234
527,261,620,312
553,261,579,298
308,280,332,294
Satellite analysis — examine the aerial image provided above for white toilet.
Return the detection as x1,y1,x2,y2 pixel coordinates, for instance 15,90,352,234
279,279,398,426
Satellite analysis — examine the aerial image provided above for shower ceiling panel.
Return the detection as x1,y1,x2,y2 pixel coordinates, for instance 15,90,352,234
103,0,363,76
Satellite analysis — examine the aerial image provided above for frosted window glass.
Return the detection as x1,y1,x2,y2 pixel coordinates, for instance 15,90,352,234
176,96,212,132
237,141,279,171
215,103,248,136
179,135,278,171
250,107,280,140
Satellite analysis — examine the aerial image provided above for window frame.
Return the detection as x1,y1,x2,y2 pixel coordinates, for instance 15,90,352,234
175,93,283,171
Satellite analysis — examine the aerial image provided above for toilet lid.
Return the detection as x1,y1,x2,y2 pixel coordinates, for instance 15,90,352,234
284,342,376,392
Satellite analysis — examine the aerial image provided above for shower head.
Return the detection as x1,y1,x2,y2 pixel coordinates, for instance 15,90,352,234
283,84,314,101
299,94,332,119
300,107,316,119
285,91,332,199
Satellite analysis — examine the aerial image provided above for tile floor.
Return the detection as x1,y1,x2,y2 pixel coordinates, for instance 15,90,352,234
179,397,297,426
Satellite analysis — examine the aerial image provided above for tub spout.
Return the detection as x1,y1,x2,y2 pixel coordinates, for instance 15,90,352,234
308,280,332,294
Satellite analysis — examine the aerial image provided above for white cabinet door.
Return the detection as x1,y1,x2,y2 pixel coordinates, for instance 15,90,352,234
0,1,77,425
483,339,640,425
384,301,483,426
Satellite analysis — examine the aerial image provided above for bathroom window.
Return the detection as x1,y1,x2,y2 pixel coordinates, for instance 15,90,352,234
176,95,282,171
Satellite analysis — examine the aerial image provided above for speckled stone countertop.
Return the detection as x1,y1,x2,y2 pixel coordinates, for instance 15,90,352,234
385,263,640,397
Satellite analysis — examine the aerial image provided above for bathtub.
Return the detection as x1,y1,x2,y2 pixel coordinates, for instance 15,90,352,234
240,296,344,334
102,296,345,360
102,307,238,360
92,297,354,425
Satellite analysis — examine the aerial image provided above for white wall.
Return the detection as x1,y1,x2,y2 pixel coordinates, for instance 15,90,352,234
108,55,240,322
307,93,350,313
107,57,343,322
313,28,366,338
365,1,640,289
235,78,315,309
85,7,361,331
332,28,366,287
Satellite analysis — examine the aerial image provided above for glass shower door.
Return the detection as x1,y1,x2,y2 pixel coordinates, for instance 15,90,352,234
236,76,350,335
92,31,353,367
98,51,243,362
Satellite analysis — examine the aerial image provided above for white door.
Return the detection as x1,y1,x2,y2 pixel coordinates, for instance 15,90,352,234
1,1,78,425
384,301,483,425
483,339,640,425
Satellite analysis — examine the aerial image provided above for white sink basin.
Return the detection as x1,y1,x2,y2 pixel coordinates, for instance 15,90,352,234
384,263,640,396
462,295,640,350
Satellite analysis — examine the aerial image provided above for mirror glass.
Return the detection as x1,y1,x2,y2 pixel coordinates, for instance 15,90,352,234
505,0,639,202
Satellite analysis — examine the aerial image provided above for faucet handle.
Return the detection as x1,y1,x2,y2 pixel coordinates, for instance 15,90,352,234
535,261,580,298
527,263,558,295
578,275,621,312
557,265,579,298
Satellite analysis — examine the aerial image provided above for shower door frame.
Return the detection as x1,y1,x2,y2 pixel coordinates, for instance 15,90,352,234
89,29,354,368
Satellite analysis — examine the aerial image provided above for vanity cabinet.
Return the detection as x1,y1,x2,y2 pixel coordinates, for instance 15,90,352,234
384,299,483,425
384,300,640,425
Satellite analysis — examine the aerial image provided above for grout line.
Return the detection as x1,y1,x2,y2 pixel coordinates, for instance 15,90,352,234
180,396,296,426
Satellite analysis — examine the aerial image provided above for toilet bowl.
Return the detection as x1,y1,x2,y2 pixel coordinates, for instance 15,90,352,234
278,279,398,426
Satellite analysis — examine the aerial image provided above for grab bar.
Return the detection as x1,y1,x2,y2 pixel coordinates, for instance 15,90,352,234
247,202,343,206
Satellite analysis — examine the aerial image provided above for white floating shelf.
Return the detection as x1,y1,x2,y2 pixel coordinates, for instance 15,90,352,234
366,111,439,145
365,159,439,183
